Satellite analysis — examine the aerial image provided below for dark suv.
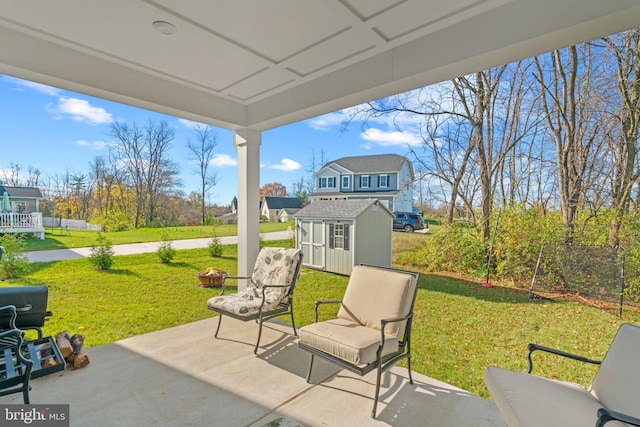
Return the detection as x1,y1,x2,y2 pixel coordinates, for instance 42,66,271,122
393,212,427,232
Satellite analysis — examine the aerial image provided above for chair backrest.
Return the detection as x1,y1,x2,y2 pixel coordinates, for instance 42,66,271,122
589,323,640,419
337,265,419,339
250,247,302,288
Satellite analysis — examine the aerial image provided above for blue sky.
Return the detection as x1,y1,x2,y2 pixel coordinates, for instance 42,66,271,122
0,74,420,206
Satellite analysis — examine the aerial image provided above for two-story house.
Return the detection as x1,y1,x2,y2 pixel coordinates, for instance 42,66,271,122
309,154,414,212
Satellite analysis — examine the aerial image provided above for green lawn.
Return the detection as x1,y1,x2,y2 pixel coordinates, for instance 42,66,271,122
24,222,293,251
4,235,639,398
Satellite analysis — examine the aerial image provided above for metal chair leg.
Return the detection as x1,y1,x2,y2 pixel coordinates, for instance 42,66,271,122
407,354,414,384
306,354,315,382
214,315,223,338
290,310,298,337
254,317,263,354
372,364,382,418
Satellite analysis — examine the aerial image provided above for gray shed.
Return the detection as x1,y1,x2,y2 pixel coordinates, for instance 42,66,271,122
294,199,393,275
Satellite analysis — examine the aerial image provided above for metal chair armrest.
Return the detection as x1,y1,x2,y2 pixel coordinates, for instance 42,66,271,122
380,312,413,348
217,275,250,295
597,408,640,427
313,300,342,323
0,305,18,329
526,343,601,373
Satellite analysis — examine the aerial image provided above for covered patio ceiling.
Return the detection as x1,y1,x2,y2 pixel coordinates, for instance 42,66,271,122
2,0,640,279
2,0,640,131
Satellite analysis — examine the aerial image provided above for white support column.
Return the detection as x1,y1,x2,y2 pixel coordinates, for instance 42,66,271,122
234,128,261,290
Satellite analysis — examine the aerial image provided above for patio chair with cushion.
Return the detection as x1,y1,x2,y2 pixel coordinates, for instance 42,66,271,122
207,247,303,354
298,264,420,418
0,305,34,404
485,322,640,427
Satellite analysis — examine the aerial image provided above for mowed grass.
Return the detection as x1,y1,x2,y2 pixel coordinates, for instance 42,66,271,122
4,233,640,398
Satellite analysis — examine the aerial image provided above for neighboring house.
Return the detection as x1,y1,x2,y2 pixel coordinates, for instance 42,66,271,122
277,208,299,222
0,184,45,239
309,153,414,212
294,199,393,275
0,185,43,213
260,197,302,221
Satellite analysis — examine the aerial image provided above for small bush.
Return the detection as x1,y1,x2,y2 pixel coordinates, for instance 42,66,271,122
89,233,115,270
208,230,223,257
0,234,30,279
156,231,176,263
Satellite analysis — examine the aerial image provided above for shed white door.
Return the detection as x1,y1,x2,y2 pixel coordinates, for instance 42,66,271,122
298,220,324,269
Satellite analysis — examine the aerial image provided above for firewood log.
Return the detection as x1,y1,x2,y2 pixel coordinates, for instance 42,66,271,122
55,331,74,360
70,334,89,369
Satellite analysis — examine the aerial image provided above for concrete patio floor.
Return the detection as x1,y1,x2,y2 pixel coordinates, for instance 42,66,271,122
2,317,507,427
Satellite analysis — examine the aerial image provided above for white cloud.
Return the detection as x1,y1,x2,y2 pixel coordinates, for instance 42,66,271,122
307,111,347,131
46,97,113,125
4,76,61,96
75,139,110,150
178,118,208,129
210,154,237,167
360,128,422,147
267,158,301,172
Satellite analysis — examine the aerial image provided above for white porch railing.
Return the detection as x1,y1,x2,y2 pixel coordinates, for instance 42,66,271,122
0,212,45,239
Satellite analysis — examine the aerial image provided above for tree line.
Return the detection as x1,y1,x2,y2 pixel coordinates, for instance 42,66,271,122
3,121,225,231
349,29,640,248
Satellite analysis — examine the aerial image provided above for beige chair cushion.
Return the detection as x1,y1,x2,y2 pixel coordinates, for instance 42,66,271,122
484,366,626,427
589,323,640,419
337,265,416,338
299,318,399,365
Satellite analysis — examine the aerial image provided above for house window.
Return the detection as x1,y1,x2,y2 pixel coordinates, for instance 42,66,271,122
360,175,370,188
341,176,350,189
329,223,350,250
379,175,388,188
319,177,336,188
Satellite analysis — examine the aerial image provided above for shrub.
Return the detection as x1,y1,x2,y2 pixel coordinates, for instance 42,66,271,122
0,233,30,279
156,231,176,263
208,230,223,257
409,220,486,277
89,233,115,270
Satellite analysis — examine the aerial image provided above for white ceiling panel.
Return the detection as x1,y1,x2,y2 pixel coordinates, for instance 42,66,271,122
285,30,376,77
226,68,296,101
0,0,639,130
151,0,351,62
341,0,406,21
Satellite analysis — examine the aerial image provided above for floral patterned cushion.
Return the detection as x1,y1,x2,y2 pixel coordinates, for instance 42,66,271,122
207,247,301,317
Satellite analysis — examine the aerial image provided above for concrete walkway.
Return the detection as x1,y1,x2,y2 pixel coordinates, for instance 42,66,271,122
25,231,292,263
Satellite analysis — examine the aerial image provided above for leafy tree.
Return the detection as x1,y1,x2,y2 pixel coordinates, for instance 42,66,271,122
260,182,287,198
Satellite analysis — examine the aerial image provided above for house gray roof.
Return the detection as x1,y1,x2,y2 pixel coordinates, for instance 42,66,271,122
264,197,302,210
294,199,391,219
324,153,409,174
0,185,43,199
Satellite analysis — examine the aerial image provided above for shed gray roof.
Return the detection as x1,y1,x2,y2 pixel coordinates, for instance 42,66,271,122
324,154,409,174
294,199,391,219
0,185,43,199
